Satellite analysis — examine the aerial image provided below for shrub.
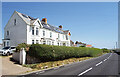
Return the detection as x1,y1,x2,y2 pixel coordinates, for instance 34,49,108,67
27,44,103,62
102,48,110,53
15,43,30,52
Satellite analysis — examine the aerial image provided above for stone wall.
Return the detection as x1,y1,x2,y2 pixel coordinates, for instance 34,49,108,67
12,52,20,62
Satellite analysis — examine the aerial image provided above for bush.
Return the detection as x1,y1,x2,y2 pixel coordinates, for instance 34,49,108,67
15,43,30,52
27,44,103,62
102,48,110,53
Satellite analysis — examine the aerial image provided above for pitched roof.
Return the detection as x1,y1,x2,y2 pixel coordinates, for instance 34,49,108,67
16,11,70,34
41,22,65,34
17,11,37,25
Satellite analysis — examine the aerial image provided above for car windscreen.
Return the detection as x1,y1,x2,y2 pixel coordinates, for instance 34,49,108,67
3,47,10,50
11,47,16,49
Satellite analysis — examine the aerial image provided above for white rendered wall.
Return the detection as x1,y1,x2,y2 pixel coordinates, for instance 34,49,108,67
4,11,27,46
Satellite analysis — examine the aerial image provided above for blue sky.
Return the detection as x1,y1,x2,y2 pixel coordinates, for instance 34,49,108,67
2,2,118,49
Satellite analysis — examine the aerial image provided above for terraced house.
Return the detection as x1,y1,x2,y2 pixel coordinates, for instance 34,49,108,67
3,11,71,47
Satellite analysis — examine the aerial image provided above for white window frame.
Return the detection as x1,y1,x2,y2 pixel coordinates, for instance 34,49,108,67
36,28,39,35
36,40,39,44
7,41,9,46
14,19,16,25
58,34,60,39
43,30,45,36
32,40,34,44
32,27,34,35
50,32,52,38
6,31,9,36
43,40,46,44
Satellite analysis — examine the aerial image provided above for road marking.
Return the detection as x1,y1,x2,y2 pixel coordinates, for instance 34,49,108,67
36,72,39,74
39,71,45,73
103,59,107,61
106,53,112,60
54,67,59,69
78,67,93,76
95,61,103,66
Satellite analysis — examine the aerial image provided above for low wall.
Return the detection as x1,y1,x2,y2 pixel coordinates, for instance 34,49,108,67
26,54,41,64
12,52,20,62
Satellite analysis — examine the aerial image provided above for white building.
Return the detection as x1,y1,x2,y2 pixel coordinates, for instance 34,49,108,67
3,11,71,47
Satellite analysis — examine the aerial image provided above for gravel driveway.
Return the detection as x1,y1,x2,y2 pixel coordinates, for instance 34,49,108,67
0,56,32,75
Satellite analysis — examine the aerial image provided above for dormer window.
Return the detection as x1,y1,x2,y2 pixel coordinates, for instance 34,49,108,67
14,19,16,25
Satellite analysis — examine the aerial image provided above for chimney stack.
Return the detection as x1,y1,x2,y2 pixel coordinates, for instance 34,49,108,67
59,25,62,29
42,18,47,24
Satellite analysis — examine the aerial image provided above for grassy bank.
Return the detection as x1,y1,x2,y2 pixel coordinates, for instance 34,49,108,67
23,52,106,70
23,57,93,70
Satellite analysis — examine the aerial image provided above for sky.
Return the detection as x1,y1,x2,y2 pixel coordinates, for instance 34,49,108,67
1,2,118,49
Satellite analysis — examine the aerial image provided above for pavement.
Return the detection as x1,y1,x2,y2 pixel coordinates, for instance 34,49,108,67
24,53,119,77
1,56,32,75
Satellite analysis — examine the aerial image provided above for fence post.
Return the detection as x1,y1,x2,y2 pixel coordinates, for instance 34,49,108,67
20,48,26,65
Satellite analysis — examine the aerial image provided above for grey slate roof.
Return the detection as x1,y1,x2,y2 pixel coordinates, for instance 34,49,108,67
41,22,65,34
17,11,69,34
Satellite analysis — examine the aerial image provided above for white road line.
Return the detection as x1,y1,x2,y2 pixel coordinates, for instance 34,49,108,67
95,61,103,66
78,67,93,76
54,67,59,69
39,71,45,73
106,53,112,60
103,59,107,61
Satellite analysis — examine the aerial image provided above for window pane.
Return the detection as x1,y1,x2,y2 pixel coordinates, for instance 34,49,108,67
36,28,38,35
50,32,52,38
7,31,9,36
32,40,34,44
36,40,39,44
43,30,45,36
43,41,46,44
66,35,68,40
32,27,34,35
14,19,16,25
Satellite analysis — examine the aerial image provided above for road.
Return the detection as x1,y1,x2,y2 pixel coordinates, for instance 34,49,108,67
24,53,119,77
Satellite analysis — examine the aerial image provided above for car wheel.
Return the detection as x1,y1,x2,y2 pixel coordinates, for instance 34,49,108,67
7,52,10,56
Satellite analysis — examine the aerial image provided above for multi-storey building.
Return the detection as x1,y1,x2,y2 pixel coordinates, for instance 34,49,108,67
3,11,71,47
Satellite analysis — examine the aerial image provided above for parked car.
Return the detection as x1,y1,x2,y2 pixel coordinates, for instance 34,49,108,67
0,46,16,56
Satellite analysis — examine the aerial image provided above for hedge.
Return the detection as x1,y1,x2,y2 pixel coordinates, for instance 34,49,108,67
27,44,103,62
15,43,30,52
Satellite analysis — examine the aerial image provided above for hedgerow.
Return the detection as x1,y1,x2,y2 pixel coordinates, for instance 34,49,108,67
27,44,103,62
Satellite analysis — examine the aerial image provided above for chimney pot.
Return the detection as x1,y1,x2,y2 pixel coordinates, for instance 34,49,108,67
59,25,62,29
42,18,47,24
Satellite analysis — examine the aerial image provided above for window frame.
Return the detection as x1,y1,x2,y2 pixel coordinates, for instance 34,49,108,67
6,31,9,36
36,40,39,44
32,27,34,35
36,28,39,35
43,40,46,45
14,19,16,25
43,30,45,36
66,35,68,40
50,32,52,38
58,34,60,39
32,40,34,44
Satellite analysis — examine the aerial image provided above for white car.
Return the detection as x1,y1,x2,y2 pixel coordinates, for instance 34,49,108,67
0,46,16,56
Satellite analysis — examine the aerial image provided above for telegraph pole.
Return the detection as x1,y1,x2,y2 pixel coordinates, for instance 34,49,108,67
116,42,118,49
